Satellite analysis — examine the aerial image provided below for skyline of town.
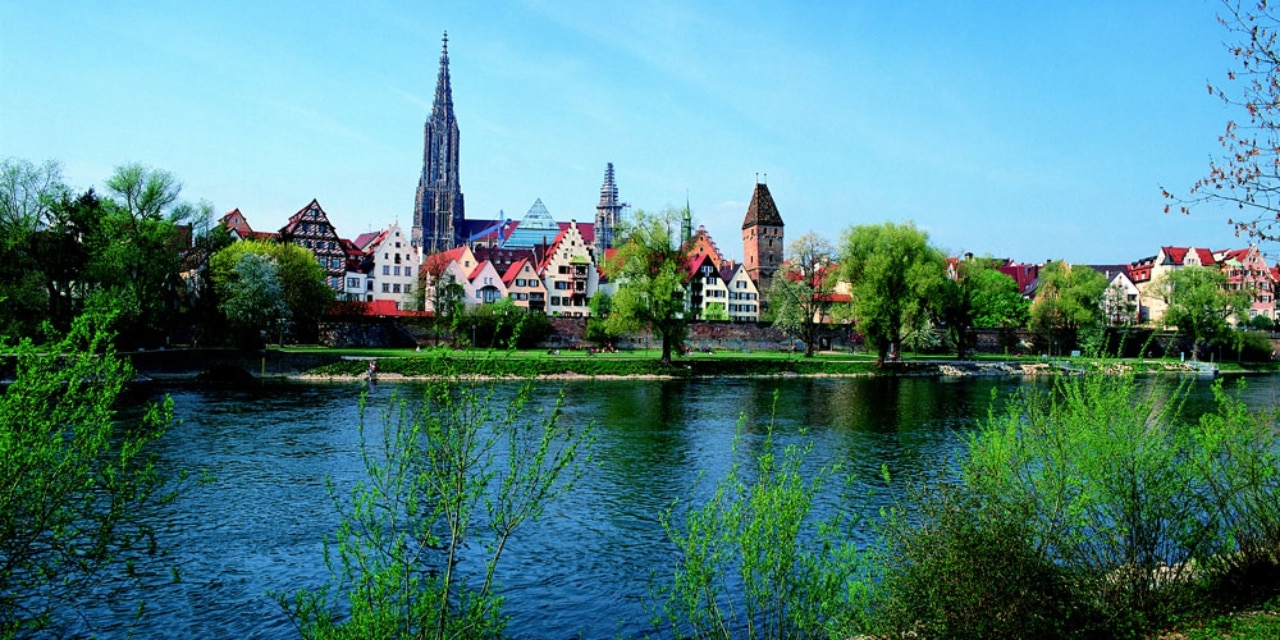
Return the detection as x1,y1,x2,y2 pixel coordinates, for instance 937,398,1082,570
0,2,1263,265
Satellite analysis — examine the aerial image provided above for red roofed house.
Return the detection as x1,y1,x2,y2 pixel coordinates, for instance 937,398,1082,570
502,258,547,313
467,260,507,304
421,245,477,314
1136,246,1218,324
722,263,761,322
686,253,728,319
1214,245,1276,323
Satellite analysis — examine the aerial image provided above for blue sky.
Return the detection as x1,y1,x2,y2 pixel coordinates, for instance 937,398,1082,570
0,1,1255,264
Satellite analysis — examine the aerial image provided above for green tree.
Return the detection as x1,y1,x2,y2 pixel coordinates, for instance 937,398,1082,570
0,157,65,233
839,221,946,365
0,158,71,340
603,207,690,363
769,232,838,358
1157,266,1250,360
585,291,622,346
1165,1,1280,240
210,240,334,344
219,253,292,347
0,314,177,636
279,376,589,640
938,257,1029,359
1028,260,1107,355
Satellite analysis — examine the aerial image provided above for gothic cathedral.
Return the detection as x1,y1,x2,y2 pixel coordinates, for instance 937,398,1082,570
413,33,466,255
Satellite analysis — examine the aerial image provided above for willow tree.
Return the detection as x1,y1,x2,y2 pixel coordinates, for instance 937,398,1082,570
839,221,946,365
603,207,689,363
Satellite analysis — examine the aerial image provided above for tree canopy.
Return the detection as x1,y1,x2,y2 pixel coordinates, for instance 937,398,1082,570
210,240,334,343
603,207,689,363
1157,266,1251,359
839,221,946,364
938,257,1029,358
1028,260,1108,355
770,232,839,357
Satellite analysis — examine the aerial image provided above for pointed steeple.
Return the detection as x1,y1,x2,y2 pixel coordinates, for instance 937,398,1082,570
413,31,466,254
594,162,624,257
433,31,454,120
681,194,693,242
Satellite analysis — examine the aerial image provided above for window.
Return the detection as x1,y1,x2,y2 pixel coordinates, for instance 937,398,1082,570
393,284,401,294
346,278,359,288
551,296,560,305
394,266,401,276
559,265,569,275
382,283,390,293
404,267,412,278
556,281,569,290
404,284,412,294
383,265,390,275
395,253,402,264
516,278,525,287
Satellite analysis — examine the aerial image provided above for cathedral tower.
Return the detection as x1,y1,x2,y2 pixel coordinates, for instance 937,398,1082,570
413,32,466,255
742,179,784,298
593,162,624,258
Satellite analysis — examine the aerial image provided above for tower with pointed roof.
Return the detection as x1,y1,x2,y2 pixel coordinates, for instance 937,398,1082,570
413,32,466,255
742,179,784,299
593,163,624,258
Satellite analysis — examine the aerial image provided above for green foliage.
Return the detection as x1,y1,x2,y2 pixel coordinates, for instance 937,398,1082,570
0,313,177,637
210,240,335,344
1158,266,1250,360
451,298,551,350
1029,260,1108,355
279,373,590,639
839,221,946,364
219,252,292,347
652,398,867,639
873,371,1280,638
769,233,838,358
604,208,690,363
875,484,1096,639
968,263,1030,330
1248,314,1276,330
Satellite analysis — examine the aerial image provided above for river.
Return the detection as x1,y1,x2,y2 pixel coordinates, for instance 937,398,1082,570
76,374,1280,638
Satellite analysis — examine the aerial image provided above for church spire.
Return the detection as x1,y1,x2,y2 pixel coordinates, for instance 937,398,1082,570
413,32,465,254
433,31,453,120
594,162,624,258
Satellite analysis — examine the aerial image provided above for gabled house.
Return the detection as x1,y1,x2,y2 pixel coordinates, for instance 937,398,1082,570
722,263,761,322
1135,246,1218,324
1214,246,1276,322
365,221,421,310
685,225,727,270
687,253,728,319
1089,265,1142,326
539,220,598,317
502,259,547,313
467,260,507,305
421,245,478,313
279,199,347,292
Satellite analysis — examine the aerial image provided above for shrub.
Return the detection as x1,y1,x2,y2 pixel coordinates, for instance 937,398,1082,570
874,483,1098,639
278,372,590,639
651,398,868,639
